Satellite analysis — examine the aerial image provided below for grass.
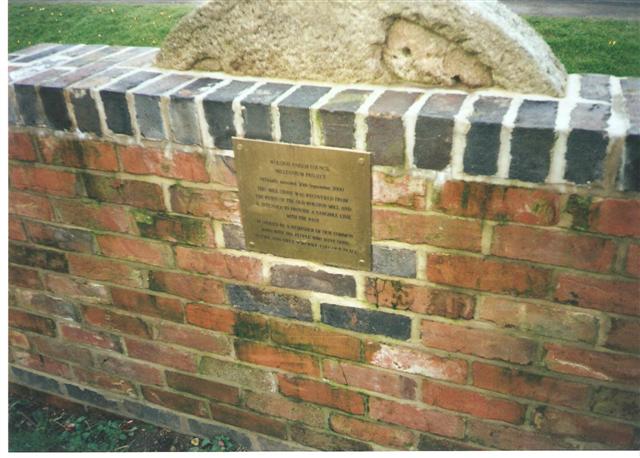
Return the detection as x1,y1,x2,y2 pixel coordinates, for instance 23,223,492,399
7,4,640,77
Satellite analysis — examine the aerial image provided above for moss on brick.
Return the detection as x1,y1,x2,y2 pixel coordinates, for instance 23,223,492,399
566,194,592,231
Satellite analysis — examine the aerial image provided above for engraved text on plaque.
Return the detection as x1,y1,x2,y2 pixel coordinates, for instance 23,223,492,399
233,138,371,270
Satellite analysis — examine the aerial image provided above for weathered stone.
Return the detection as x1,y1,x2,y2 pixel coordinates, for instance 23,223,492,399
157,0,566,96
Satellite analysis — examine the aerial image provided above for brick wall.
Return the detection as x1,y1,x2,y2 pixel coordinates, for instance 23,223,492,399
7,43,640,451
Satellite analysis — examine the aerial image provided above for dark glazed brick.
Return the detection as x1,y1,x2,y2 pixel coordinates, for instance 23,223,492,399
414,93,466,171
100,70,160,135
222,224,246,250
10,367,63,394
418,434,479,451
70,67,131,135
290,423,372,451
133,73,194,140
463,96,511,176
256,436,309,451
14,69,68,126
580,74,611,102
270,265,356,297
123,400,182,430
367,91,420,166
11,44,70,63
170,77,221,145
565,103,611,184
9,243,68,273
318,89,370,148
25,222,95,253
621,134,640,192
242,82,293,140
65,384,119,410
64,45,125,67
372,245,417,278
509,100,558,182
279,85,331,145
226,284,313,321
39,86,72,130
203,80,256,149
320,303,411,340
187,418,252,450
70,91,102,134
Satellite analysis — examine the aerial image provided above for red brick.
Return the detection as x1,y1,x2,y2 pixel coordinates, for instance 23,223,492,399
533,407,635,448
427,253,552,298
170,185,240,222
554,273,640,316
68,254,147,288
208,154,237,187
60,323,121,351
125,338,197,372
244,391,325,428
421,320,538,364
373,209,482,251
492,225,616,272
12,350,71,378
365,278,474,319
43,272,110,303
9,329,30,349
38,137,118,171
467,419,567,450
605,317,640,353
365,341,467,383
52,199,137,233
73,367,137,397
278,374,365,415
10,164,78,197
83,306,151,338
434,181,560,226
472,362,591,409
29,334,93,366
119,145,208,182
9,217,26,241
209,402,287,439
96,355,163,385
9,191,53,220
330,414,416,449
150,271,224,304
627,244,640,278
421,380,525,424
9,309,56,336
368,397,464,439
111,287,183,322
236,340,320,376
589,198,640,237
270,320,361,361
9,132,37,161
24,220,95,253
137,213,216,247
372,170,426,209
477,296,598,343
97,235,173,268
175,246,262,283
83,174,165,211
185,303,235,332
166,371,239,405
9,265,43,290
156,322,232,355
544,343,640,384
290,424,371,451
323,359,417,399
142,386,209,418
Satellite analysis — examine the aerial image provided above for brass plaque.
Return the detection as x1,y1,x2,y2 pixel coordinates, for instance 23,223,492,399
233,138,371,270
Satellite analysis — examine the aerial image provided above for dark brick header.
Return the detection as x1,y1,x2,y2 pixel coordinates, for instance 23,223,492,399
8,43,639,192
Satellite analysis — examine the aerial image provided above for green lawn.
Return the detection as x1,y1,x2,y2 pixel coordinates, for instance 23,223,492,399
8,4,640,77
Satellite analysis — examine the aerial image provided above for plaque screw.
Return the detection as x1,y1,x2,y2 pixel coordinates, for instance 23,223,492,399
358,158,365,165
249,241,256,247
359,259,365,264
